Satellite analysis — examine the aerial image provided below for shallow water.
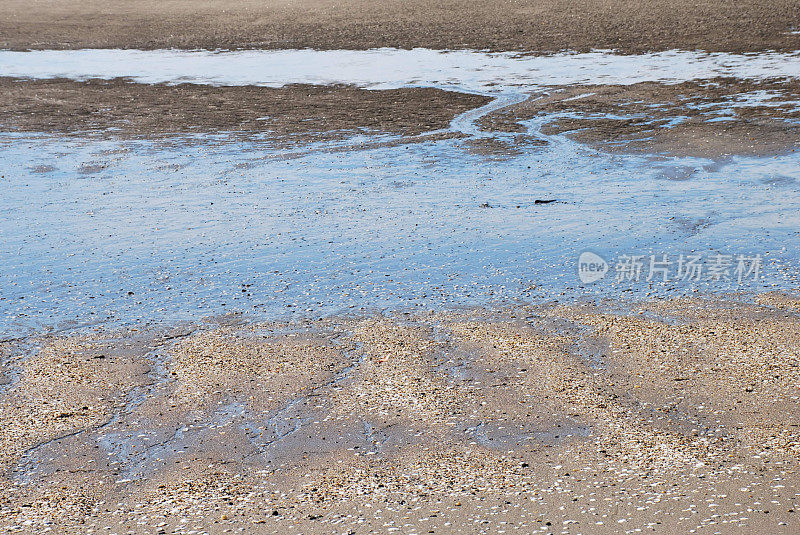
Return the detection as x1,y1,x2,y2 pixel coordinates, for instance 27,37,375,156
1,49,800,335
2,126,798,335
2,48,800,92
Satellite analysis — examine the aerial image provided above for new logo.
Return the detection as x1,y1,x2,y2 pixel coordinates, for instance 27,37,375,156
578,252,608,284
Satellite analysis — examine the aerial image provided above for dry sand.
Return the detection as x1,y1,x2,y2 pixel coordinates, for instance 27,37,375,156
1,295,799,533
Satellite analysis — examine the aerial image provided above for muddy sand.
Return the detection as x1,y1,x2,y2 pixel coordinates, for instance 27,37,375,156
483,78,800,158
2,75,800,157
1,0,800,53
0,78,488,143
1,295,799,533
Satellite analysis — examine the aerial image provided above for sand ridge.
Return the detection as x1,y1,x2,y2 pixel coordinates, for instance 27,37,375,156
1,296,798,532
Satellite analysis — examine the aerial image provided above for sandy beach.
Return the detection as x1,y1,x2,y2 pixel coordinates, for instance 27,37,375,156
0,78,488,143
1,296,800,533
1,0,800,533
2,75,800,157
1,0,799,53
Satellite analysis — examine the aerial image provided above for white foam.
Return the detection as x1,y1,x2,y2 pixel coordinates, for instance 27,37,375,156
2,48,800,93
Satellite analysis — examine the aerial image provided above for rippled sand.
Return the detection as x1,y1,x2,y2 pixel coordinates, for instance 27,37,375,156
1,294,799,533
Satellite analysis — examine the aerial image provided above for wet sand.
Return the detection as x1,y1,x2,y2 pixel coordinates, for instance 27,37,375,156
0,78,488,141
482,78,800,158
2,295,800,533
1,0,799,53
3,74,800,157
2,2,800,532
